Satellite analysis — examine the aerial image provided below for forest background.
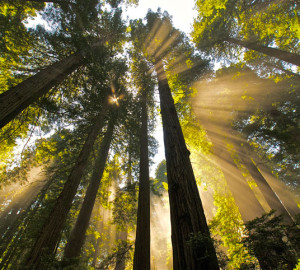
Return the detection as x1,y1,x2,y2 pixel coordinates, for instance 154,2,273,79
0,0,299,269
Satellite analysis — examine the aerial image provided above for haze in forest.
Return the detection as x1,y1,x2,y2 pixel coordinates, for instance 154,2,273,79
0,0,299,270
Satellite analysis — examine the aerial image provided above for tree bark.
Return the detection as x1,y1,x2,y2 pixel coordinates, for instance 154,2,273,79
63,115,115,263
227,37,300,67
0,52,85,129
24,103,108,269
155,60,219,270
133,89,151,270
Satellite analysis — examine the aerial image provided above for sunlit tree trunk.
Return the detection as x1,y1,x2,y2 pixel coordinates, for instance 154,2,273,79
227,37,300,67
24,103,108,269
238,151,293,223
63,115,116,264
155,59,219,270
133,89,151,270
257,164,300,218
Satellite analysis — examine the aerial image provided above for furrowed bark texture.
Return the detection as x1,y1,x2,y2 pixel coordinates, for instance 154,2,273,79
63,116,115,262
0,52,84,129
25,104,107,269
155,60,219,270
227,37,300,67
133,90,150,270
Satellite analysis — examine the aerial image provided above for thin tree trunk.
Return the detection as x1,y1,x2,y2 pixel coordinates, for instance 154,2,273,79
133,89,151,270
203,125,266,222
0,52,85,129
238,151,293,223
115,230,128,270
155,60,219,270
213,143,265,222
257,164,300,218
265,62,300,79
115,142,133,270
24,103,108,269
227,37,300,67
63,115,116,263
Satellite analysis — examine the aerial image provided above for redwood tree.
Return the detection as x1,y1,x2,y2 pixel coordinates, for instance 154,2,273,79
24,101,108,269
132,59,152,270
63,113,117,265
155,59,219,269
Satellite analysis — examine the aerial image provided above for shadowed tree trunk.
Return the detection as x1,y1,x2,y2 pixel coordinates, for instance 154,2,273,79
227,37,300,67
115,140,133,270
133,89,150,270
63,115,116,264
155,59,219,270
0,41,102,129
24,102,108,269
0,52,85,129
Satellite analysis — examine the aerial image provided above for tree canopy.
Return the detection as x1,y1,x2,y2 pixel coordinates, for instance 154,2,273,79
0,0,299,269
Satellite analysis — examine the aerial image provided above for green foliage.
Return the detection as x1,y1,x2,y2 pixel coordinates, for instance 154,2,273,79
241,211,299,270
150,160,168,195
112,183,137,231
96,240,134,270
192,0,300,60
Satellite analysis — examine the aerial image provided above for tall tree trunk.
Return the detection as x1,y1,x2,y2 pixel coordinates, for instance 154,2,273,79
115,142,133,270
226,129,296,223
155,60,219,270
24,103,108,269
63,115,116,263
0,52,85,129
203,124,266,222
133,89,151,270
227,37,300,67
257,164,300,218
211,140,266,222
238,150,293,223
